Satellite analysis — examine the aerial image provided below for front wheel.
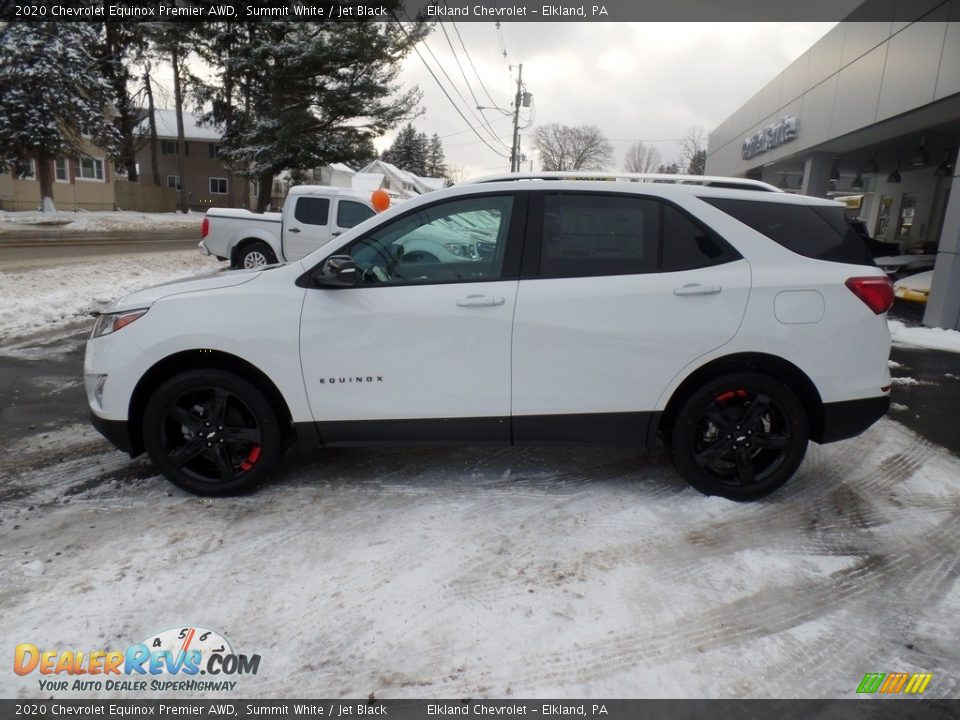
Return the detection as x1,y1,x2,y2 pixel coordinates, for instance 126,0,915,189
235,241,276,269
142,369,282,495
671,373,809,501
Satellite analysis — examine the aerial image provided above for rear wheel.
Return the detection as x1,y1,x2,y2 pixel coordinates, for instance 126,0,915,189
235,241,276,269
671,373,808,500
142,369,282,496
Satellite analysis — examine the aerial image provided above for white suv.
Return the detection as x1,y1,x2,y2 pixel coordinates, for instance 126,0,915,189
84,173,893,500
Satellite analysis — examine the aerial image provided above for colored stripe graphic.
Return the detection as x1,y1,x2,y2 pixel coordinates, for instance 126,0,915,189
904,673,933,694
857,673,885,693
858,672,932,694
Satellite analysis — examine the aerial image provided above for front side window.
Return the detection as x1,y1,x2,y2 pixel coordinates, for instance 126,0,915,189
337,200,375,229
540,194,658,278
77,157,104,181
346,195,514,285
294,197,330,225
209,177,227,194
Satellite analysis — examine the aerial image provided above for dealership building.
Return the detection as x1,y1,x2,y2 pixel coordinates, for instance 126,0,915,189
705,0,960,330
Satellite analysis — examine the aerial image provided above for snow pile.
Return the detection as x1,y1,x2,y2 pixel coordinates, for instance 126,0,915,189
0,251,218,342
0,210,202,234
889,319,960,353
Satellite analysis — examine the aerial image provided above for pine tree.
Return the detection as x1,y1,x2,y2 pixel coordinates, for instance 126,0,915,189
382,123,429,176
0,23,120,211
425,133,446,178
204,18,428,213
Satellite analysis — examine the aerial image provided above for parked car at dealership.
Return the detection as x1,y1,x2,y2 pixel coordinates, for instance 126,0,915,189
199,186,377,269
87,172,892,501
894,270,933,304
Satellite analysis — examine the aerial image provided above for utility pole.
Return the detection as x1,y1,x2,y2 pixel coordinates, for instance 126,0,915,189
510,64,523,173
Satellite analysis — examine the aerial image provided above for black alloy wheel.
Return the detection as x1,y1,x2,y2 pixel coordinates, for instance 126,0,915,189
143,370,282,495
671,373,809,500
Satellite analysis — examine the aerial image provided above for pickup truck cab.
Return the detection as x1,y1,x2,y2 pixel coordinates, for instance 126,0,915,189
199,185,377,269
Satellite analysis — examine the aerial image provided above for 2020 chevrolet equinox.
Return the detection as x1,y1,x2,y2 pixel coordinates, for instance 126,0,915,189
85,173,893,500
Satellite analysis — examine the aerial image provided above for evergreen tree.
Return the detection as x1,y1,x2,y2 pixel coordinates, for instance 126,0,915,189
687,149,707,175
425,133,446,178
0,23,120,211
657,162,681,174
95,22,148,182
204,19,428,213
382,123,429,176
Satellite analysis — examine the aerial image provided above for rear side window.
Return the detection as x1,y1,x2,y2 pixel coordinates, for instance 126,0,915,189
541,194,658,277
294,197,330,226
661,205,740,272
702,197,874,265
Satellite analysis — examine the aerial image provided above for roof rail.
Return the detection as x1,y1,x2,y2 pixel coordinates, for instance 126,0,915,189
462,171,781,193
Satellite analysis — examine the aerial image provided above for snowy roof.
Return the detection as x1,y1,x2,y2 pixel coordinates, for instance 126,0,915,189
138,109,222,141
419,177,447,191
328,163,356,174
352,173,385,192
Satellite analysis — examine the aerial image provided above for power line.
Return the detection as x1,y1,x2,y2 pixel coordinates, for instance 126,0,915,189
390,12,508,160
450,20,500,109
437,21,511,152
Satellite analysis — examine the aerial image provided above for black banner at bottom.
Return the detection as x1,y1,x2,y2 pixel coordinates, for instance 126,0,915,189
1,700,958,720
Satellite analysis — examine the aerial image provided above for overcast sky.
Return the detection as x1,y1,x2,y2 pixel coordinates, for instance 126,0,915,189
383,22,836,178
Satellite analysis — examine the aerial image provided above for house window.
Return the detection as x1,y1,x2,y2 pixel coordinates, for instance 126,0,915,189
209,177,228,194
54,158,69,182
76,157,104,181
15,159,36,180
209,144,222,159
161,140,178,155
167,175,181,191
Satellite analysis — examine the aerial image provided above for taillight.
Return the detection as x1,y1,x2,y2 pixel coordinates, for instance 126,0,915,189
201,217,209,238
846,276,894,314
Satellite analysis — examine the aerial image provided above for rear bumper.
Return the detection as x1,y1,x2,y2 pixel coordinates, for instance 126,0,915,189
90,412,137,456
198,240,211,256
817,396,890,444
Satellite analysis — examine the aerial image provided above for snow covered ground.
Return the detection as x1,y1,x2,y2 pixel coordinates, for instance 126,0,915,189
0,209,202,234
1,415,959,699
2,253,960,699
889,319,960,354
0,250,219,343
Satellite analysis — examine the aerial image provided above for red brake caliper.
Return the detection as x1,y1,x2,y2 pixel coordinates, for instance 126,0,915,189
715,389,748,403
240,446,261,472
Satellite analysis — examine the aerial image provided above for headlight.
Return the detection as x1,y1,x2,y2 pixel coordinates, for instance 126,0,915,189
443,243,479,260
91,308,148,339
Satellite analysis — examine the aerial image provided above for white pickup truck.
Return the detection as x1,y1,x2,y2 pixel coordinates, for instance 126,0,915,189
199,185,377,269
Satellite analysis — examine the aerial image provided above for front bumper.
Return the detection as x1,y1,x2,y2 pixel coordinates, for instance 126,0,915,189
90,412,138,456
818,396,890,444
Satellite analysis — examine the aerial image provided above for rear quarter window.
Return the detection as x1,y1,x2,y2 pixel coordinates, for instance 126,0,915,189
702,197,875,266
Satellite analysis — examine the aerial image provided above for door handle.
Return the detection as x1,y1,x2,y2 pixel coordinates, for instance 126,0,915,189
673,284,721,296
288,227,301,233
456,295,505,307
332,231,342,237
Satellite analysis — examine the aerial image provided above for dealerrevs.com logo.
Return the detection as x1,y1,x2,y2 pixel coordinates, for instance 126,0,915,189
14,626,260,693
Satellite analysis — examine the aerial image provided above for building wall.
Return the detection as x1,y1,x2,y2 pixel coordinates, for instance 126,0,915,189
0,140,115,211
706,0,960,177
136,139,241,211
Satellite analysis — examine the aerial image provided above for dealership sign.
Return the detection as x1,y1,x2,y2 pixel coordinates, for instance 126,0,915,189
741,116,798,160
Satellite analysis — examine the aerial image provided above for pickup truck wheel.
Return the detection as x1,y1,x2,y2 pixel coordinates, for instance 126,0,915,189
236,241,276,269
142,369,282,496
670,373,808,501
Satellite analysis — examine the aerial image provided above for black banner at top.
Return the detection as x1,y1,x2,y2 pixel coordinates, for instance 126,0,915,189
1,0,956,22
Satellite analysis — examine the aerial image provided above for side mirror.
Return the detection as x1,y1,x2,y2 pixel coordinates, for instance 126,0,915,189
314,255,359,287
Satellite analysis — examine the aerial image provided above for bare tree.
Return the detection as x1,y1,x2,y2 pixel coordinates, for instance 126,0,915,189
533,123,613,171
680,126,708,174
623,142,661,173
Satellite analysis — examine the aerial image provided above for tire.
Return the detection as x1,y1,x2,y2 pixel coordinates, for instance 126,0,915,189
670,372,809,501
235,241,276,269
142,369,282,496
